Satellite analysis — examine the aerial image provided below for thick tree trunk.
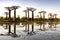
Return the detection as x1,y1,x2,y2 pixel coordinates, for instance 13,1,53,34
14,9,16,21
32,11,34,21
28,9,29,20
9,10,11,21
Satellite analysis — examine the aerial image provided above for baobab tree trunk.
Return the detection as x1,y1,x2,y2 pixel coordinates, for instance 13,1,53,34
40,13,42,18
9,10,11,21
14,9,16,21
28,9,29,20
32,11,34,21
55,16,56,18
25,12,27,18
43,13,45,19
6,14,7,19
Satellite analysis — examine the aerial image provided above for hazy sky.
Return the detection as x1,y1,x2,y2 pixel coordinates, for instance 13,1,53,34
0,0,60,18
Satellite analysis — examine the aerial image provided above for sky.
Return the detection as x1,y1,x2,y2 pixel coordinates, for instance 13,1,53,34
0,0,60,18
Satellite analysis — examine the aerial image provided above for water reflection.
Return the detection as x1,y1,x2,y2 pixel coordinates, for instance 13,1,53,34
38,21,46,31
5,23,8,29
48,22,57,31
0,21,59,38
11,23,18,37
8,24,11,35
3,23,8,29
23,22,28,32
41,22,46,31
4,23,19,37
27,23,29,34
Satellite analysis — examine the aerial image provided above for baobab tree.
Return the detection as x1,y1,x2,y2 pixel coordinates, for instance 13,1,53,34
53,14,57,18
23,10,28,18
48,13,53,19
52,14,54,19
38,12,42,18
4,12,8,19
11,6,20,21
5,7,13,21
40,11,46,19
53,14,57,22
27,7,30,20
29,8,36,20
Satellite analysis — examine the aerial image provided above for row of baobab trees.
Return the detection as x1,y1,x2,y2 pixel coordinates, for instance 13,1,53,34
2,5,58,36
4,5,57,22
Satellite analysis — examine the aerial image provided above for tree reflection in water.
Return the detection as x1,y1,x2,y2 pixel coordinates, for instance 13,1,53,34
11,23,18,37
6,23,19,37
41,22,46,31
48,22,57,31
5,23,8,29
22,22,28,32
27,23,29,34
27,22,36,36
38,21,46,31
0,21,58,38
8,24,11,35
2,23,8,29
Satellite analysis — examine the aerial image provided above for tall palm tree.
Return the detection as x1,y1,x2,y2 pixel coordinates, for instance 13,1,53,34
5,7,13,21
29,8,36,20
4,12,8,19
23,10,28,18
11,6,20,21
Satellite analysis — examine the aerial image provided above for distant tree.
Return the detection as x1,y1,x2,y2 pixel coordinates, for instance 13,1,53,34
38,12,42,18
23,10,28,18
39,11,46,19
48,13,53,19
54,14,57,18
4,12,8,19
53,14,57,22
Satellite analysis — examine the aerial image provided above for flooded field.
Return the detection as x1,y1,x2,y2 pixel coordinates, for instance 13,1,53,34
0,22,60,40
